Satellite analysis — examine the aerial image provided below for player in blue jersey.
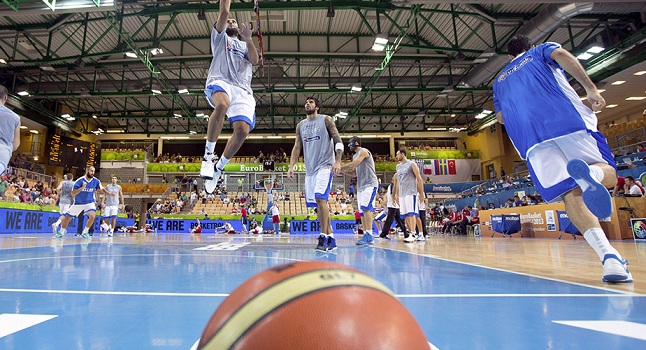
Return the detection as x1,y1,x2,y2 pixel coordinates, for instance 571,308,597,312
493,35,632,283
200,0,260,194
53,166,113,239
0,85,21,175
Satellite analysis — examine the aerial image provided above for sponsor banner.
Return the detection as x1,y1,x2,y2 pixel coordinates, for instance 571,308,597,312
145,219,243,233
0,208,134,234
407,149,480,159
424,181,481,193
290,220,358,234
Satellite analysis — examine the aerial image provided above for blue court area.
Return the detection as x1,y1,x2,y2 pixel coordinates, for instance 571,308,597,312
0,234,644,349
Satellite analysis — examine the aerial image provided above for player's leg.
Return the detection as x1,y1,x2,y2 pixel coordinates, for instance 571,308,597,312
201,87,230,180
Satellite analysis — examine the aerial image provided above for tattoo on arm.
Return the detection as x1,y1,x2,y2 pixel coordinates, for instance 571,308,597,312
325,116,343,162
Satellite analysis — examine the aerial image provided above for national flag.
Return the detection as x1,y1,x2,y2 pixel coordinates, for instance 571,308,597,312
414,160,424,174
434,159,448,175
447,159,456,175
423,159,433,175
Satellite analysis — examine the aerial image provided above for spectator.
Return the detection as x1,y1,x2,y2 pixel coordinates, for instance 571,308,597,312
624,176,644,196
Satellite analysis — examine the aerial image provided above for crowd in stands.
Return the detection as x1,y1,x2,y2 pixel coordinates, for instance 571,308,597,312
8,153,46,174
0,174,56,205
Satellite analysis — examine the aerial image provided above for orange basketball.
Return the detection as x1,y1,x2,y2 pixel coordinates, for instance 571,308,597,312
197,261,429,350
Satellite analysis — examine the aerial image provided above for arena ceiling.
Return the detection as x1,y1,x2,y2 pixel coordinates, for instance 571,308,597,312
0,0,645,137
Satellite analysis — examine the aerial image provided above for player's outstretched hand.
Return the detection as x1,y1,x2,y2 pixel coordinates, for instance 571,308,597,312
240,22,253,40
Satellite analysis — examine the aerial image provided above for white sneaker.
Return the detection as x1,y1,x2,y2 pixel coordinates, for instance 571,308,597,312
602,254,633,283
200,158,215,179
52,223,59,236
416,234,426,241
204,167,223,194
403,235,416,243
107,229,113,237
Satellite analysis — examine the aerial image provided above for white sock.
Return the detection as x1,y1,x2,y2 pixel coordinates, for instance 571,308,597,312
204,142,216,159
54,219,61,226
589,165,604,183
583,227,621,261
216,156,230,170
365,230,373,236
82,228,89,234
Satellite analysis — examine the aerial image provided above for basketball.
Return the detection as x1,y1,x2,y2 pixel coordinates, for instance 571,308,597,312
197,261,430,350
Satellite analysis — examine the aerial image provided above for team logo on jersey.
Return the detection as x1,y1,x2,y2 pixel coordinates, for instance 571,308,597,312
303,136,321,143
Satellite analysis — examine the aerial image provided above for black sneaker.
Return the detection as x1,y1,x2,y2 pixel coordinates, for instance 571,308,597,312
315,235,327,252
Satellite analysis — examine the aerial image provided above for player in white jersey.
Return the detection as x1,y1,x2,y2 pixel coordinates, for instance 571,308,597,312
52,166,112,239
200,0,260,194
493,35,631,283
393,149,425,243
341,136,379,245
287,97,343,252
0,85,21,175
101,176,125,237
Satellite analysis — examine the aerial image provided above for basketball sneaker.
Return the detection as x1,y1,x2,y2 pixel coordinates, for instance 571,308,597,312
204,166,224,194
52,222,59,236
53,228,66,239
326,236,338,252
416,234,426,241
107,229,113,237
403,234,416,243
315,234,328,252
355,232,374,245
567,159,613,218
602,254,633,283
200,155,216,180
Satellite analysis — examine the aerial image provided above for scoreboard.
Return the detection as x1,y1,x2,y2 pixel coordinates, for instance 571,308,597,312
47,134,100,170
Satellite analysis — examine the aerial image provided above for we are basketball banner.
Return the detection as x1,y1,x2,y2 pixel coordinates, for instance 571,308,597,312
0,208,134,234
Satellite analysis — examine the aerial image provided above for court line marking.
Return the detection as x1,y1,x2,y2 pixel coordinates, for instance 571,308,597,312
552,320,646,341
0,314,58,339
377,246,641,296
0,288,643,298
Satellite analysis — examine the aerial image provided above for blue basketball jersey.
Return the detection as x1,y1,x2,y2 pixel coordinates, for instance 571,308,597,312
73,177,102,205
493,42,599,159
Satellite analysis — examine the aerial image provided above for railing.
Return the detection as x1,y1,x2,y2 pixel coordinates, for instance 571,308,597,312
6,166,54,188
8,158,45,174
101,141,156,155
606,127,646,155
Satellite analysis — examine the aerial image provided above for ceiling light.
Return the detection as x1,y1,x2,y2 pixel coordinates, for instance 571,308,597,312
593,111,601,114
597,89,606,93
62,113,75,121
17,91,30,96
482,109,493,115
150,47,164,56
174,113,182,118
92,115,98,119
450,114,456,118
195,112,205,118
40,64,55,72
576,52,593,60
427,127,448,131
177,88,189,94
478,119,498,131
20,126,27,129
125,52,138,58
372,34,388,52
151,88,162,95
29,130,39,134
106,129,125,133
189,130,197,135
626,97,646,101
474,113,487,119
351,83,362,92
266,135,282,139
586,46,604,54
0,58,6,64
634,71,646,76
611,80,625,85
606,104,618,108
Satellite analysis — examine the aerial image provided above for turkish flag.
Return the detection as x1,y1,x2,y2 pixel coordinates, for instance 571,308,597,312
447,159,456,175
